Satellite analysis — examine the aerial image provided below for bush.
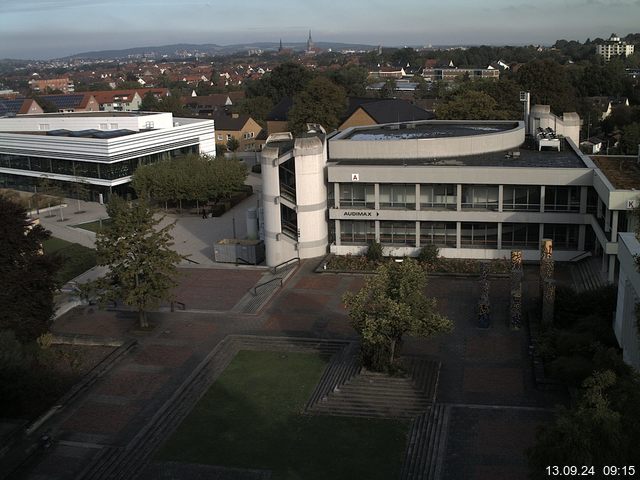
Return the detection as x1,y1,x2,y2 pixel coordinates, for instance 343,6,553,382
417,244,439,264
365,241,384,262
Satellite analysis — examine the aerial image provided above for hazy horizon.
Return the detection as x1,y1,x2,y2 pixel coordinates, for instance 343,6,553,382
1,0,638,60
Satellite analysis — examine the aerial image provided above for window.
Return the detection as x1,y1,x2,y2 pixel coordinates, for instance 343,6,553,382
460,223,499,248
226,134,232,141
279,157,296,202
380,221,416,246
110,123,118,130
502,223,540,249
503,186,541,211
99,123,108,130
281,205,298,240
544,186,580,212
420,222,456,247
38,124,50,131
420,184,456,210
461,185,499,210
544,224,579,250
217,134,223,141
340,183,375,208
379,184,416,209
340,221,376,244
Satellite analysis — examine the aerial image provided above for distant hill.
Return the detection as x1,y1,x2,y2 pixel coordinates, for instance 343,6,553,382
62,41,379,60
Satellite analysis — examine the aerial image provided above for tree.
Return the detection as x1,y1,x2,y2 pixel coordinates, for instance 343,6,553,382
436,90,508,120
343,259,452,371
379,78,397,99
227,136,240,152
516,59,577,114
0,194,59,342
527,370,630,476
619,122,640,155
139,91,161,111
327,65,369,97
237,95,273,124
90,197,182,328
70,176,90,213
287,77,347,133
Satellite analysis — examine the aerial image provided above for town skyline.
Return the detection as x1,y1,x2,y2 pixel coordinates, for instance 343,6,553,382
1,0,638,60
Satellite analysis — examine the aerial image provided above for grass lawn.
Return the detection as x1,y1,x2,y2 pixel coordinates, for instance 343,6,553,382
157,350,409,480
73,218,112,233
43,237,97,284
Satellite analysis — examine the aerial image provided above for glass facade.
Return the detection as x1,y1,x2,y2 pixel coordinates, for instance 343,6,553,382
502,223,540,248
420,221,456,247
278,157,296,202
544,224,579,250
380,221,416,246
281,204,298,240
340,220,375,244
340,183,375,208
0,145,198,181
460,223,499,248
420,184,456,210
503,186,541,211
379,184,416,209
461,185,499,210
544,186,580,212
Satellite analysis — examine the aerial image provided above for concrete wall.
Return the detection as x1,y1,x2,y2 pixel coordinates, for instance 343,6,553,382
529,105,581,146
0,112,174,132
615,232,640,371
330,121,525,160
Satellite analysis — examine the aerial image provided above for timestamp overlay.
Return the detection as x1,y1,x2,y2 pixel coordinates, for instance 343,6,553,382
545,466,637,477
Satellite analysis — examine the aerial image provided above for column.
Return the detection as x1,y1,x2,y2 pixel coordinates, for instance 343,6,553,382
579,186,588,214
374,183,380,210
605,207,611,233
578,224,586,251
608,255,616,283
456,184,462,211
335,219,341,246
539,185,545,213
498,185,504,213
415,184,421,211
497,223,503,250
415,221,421,247
375,220,380,243
333,183,340,208
456,222,461,249
611,211,619,240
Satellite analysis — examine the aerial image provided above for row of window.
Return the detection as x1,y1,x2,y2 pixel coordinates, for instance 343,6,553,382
339,221,579,250
0,146,198,180
338,183,584,212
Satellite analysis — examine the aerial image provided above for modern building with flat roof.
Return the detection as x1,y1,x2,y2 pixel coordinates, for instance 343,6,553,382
0,111,215,200
260,107,638,286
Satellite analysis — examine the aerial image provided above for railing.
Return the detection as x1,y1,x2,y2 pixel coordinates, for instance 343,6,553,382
170,301,186,312
568,251,593,262
182,256,200,265
235,257,253,266
252,277,283,296
271,257,300,274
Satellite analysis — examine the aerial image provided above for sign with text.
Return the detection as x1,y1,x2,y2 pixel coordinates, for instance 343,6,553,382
627,199,636,210
342,210,380,217
351,173,360,181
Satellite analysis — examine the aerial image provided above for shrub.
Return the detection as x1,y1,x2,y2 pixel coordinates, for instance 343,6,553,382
417,244,439,264
366,241,384,263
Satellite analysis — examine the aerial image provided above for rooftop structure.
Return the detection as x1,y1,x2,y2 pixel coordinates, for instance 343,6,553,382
596,33,635,61
0,111,215,201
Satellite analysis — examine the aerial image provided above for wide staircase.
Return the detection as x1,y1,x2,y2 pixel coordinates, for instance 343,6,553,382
307,357,440,418
570,256,607,292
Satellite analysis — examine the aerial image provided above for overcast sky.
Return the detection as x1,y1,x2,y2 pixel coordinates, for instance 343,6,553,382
0,0,638,59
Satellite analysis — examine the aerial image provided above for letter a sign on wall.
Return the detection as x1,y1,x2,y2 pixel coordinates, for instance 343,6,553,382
351,173,360,182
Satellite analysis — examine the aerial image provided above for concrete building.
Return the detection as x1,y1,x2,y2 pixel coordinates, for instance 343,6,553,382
614,232,640,371
28,77,74,94
259,107,640,288
421,66,500,82
0,111,215,200
596,33,635,61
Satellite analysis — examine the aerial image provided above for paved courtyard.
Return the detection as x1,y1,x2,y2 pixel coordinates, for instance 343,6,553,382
14,261,561,480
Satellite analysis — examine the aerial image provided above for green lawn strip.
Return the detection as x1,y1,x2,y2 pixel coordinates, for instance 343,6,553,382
157,350,409,480
43,237,97,284
73,218,112,233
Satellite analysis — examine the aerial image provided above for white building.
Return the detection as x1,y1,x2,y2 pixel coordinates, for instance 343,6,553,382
596,33,635,61
0,111,215,200
614,232,640,371
260,107,639,287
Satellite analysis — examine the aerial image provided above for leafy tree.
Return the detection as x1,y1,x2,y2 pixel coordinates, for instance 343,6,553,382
0,194,59,342
343,259,452,371
247,62,314,103
70,176,90,213
90,197,182,328
527,370,630,475
619,122,640,155
227,136,240,152
287,76,347,133
516,59,577,114
327,65,369,97
436,90,509,120
379,78,397,99
237,95,273,123
139,91,161,111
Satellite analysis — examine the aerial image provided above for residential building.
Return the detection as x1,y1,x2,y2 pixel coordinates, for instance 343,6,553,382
368,67,406,79
0,111,215,201
0,98,44,117
339,98,434,130
596,33,635,61
38,93,100,113
28,77,75,93
92,90,143,112
213,112,263,151
422,66,500,82
614,232,640,371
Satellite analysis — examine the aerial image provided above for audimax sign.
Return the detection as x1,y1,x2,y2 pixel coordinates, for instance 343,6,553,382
342,211,380,217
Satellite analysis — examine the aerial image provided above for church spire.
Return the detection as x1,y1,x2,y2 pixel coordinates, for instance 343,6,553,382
278,38,283,52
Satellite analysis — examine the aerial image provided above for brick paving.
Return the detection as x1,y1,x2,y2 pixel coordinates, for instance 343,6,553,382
17,263,562,480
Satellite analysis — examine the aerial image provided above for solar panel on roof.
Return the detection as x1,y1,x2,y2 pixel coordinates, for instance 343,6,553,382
40,94,84,109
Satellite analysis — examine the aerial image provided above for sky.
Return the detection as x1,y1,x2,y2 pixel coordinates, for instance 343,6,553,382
0,0,638,59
